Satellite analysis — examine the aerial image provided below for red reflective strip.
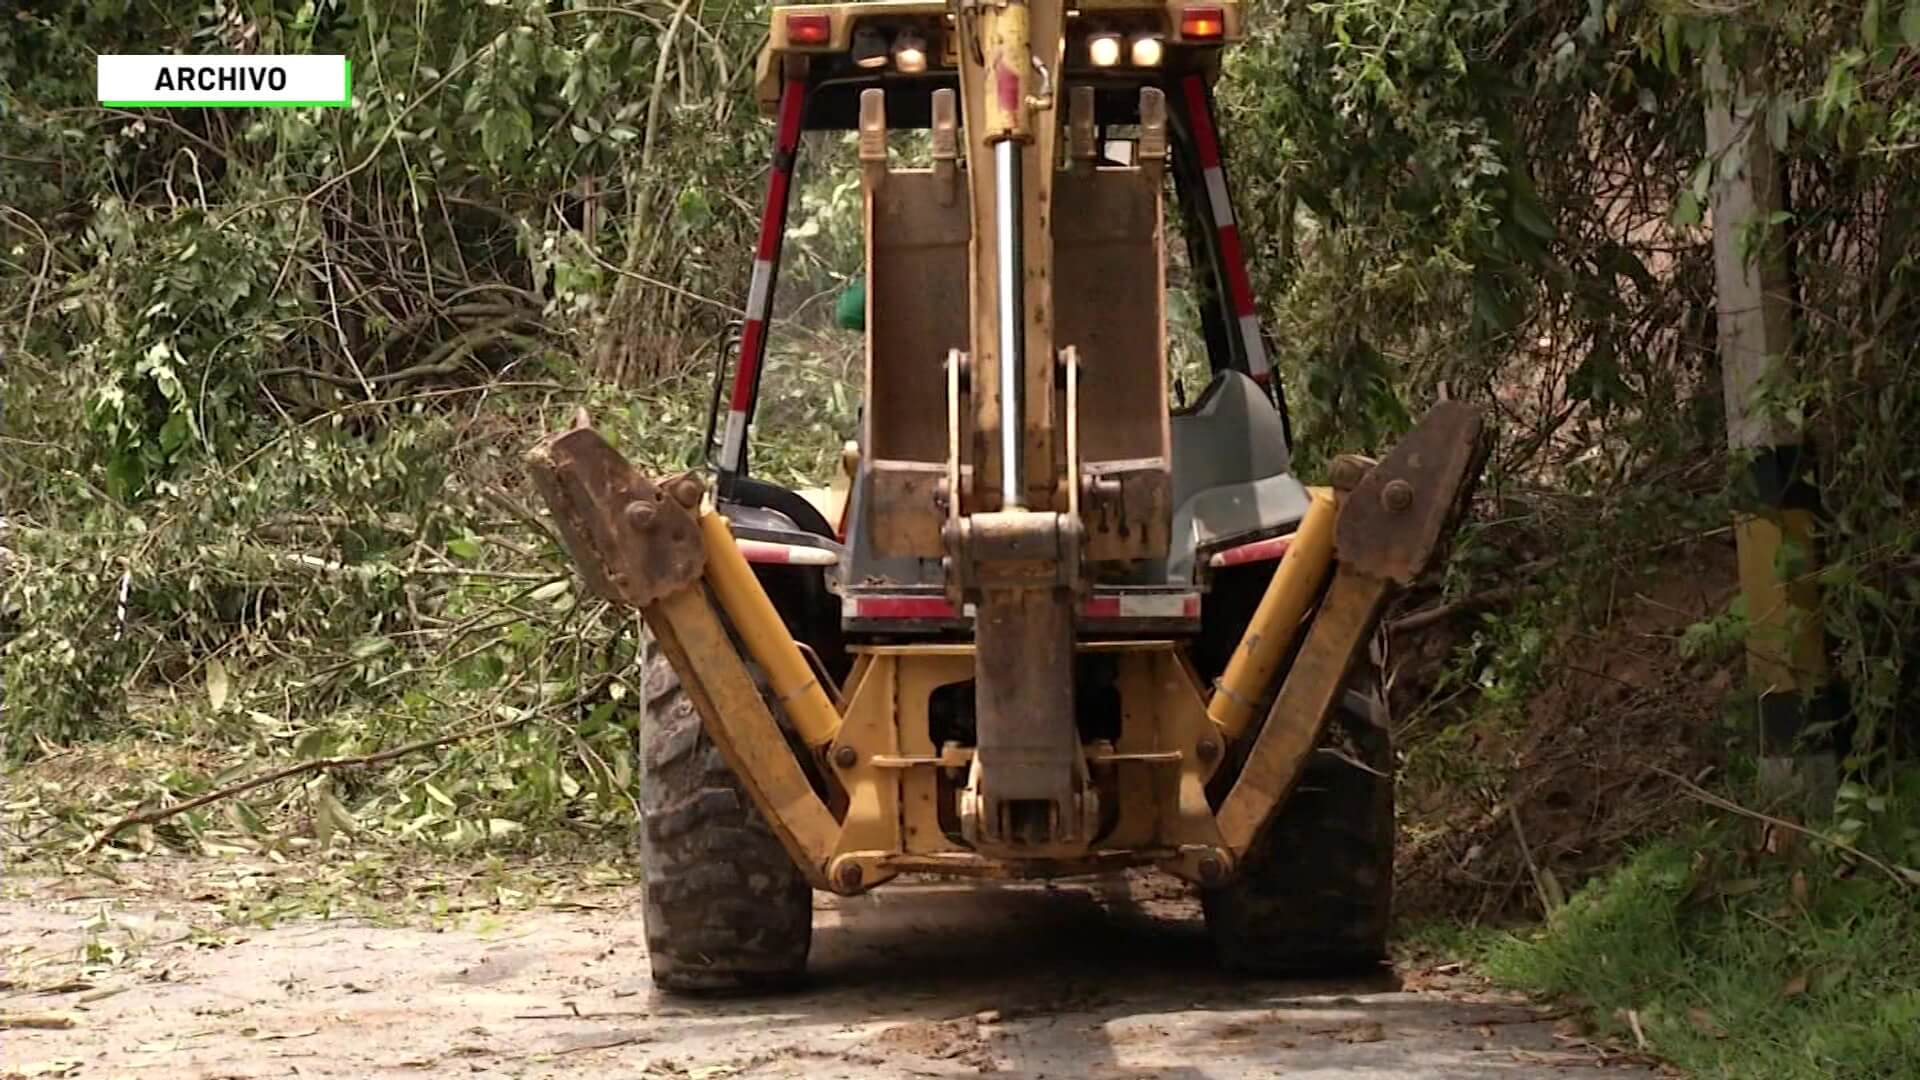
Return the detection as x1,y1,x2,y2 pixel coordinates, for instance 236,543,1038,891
776,76,806,147
736,539,838,566
1217,225,1256,315
1209,534,1292,569
1185,76,1260,326
753,169,791,262
1083,594,1200,618
737,539,791,564
1121,594,1199,618
722,80,806,475
850,594,1199,621
730,322,766,412
752,82,804,268
1182,76,1221,168
855,596,958,619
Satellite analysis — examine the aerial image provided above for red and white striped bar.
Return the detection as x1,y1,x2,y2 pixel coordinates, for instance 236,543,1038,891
842,592,1201,622
1181,75,1268,384
1208,533,1293,569
1079,593,1202,619
843,595,968,621
736,539,840,567
719,78,808,485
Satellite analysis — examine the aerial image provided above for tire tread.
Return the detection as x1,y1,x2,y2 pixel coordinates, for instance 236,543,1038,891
635,639,812,992
1202,669,1395,975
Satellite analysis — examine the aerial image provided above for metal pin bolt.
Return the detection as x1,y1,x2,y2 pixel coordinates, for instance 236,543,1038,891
1197,855,1225,884
667,475,706,509
1329,453,1376,493
833,861,864,892
1196,738,1221,764
832,745,858,769
1381,479,1414,512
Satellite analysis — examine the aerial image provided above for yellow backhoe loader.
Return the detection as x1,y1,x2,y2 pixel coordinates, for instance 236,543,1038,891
528,0,1489,990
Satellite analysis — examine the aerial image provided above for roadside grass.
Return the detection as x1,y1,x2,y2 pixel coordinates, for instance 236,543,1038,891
1408,775,1920,1080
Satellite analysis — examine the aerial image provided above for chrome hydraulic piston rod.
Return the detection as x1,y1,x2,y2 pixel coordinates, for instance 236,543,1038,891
994,140,1024,508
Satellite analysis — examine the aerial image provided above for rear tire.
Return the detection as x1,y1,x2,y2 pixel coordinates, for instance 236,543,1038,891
1202,672,1394,975
636,638,813,992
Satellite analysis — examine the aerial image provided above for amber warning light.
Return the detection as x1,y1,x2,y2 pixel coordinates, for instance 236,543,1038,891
1179,6,1225,39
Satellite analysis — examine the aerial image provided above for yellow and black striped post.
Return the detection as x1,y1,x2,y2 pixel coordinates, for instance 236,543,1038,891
1705,48,1835,796
1735,450,1832,762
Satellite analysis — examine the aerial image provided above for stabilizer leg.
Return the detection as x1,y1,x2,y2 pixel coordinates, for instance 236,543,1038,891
1218,402,1490,863
527,425,839,889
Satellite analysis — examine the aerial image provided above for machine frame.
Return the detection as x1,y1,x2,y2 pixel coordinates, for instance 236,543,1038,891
525,0,1490,988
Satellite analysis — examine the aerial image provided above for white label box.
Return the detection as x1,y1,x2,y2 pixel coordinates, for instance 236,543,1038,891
98,55,350,107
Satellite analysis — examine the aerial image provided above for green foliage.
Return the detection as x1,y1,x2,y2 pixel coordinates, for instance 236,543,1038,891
1226,0,1917,796
1473,786,1920,1079
1224,0,1727,472
0,0,773,844
1680,598,1749,663
3,0,1917,880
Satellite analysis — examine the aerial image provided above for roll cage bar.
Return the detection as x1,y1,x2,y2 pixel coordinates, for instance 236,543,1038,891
705,71,1290,490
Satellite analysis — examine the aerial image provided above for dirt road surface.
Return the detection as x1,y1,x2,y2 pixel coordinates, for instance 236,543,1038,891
3,870,1657,1079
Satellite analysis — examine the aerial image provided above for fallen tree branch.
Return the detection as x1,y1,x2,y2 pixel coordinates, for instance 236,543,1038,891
477,482,562,548
79,708,547,856
1509,804,1563,913
1650,765,1918,890
258,313,546,392
1387,525,1738,636
0,1013,77,1030
1388,585,1525,635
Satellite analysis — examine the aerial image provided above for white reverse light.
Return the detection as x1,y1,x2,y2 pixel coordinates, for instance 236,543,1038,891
1087,33,1122,67
893,30,928,74
1130,33,1164,67
851,26,890,69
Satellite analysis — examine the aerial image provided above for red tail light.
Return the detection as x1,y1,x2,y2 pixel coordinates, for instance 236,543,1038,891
786,12,831,44
1179,5,1225,40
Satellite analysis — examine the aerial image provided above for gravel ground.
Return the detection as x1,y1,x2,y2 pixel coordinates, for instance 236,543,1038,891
1,871,1660,1079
